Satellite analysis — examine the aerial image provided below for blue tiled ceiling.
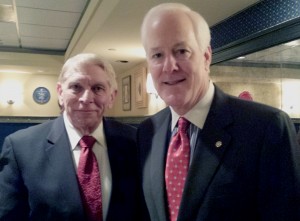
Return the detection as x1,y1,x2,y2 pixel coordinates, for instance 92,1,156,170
211,0,300,49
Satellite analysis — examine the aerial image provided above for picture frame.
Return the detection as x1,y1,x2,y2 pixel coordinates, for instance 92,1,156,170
122,76,131,111
135,67,148,108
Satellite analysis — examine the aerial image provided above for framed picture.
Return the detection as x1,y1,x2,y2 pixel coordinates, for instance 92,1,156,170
135,67,148,108
122,76,131,111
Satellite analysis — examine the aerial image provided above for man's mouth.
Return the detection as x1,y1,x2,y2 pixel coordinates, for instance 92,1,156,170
79,109,95,112
164,79,185,85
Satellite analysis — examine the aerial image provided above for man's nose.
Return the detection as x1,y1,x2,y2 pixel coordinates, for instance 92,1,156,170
80,89,94,103
162,55,179,73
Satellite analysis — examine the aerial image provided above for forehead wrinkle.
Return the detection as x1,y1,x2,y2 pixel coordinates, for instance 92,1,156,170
148,41,188,52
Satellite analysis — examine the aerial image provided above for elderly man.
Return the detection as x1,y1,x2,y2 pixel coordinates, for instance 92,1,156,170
0,53,143,221
138,3,300,221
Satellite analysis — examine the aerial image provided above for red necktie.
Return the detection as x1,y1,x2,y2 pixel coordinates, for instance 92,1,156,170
165,117,190,221
77,136,102,221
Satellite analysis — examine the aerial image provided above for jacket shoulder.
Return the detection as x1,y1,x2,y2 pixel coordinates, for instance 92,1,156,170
5,118,56,142
104,118,137,138
139,107,170,128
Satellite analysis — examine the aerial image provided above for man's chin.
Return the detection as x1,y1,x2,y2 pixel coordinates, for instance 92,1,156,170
75,114,99,123
75,118,101,130
77,111,98,118
162,94,184,106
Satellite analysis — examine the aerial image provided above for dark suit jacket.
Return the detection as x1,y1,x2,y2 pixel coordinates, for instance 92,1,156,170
0,116,143,221
137,86,300,221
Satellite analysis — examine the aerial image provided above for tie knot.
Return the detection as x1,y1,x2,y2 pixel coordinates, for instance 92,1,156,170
79,136,96,149
178,117,190,133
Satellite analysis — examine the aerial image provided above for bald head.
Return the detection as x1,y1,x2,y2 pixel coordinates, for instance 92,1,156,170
141,3,211,53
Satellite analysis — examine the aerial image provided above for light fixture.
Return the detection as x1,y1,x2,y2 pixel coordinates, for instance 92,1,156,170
7,99,14,105
0,80,23,105
146,73,158,98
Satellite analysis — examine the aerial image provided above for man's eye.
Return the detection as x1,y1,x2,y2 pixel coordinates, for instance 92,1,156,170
176,49,191,59
70,84,82,92
152,53,163,59
178,49,188,54
177,49,189,55
92,85,105,94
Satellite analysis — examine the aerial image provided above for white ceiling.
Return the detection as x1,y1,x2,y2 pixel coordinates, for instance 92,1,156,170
0,0,265,76
0,0,87,50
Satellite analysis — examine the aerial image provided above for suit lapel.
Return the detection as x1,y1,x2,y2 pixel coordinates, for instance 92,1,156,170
179,86,233,220
44,116,84,214
150,112,171,221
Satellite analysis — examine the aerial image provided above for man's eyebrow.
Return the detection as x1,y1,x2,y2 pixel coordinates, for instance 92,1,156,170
149,42,187,51
148,47,162,52
174,42,187,47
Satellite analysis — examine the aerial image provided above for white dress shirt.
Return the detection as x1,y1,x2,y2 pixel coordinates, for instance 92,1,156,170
170,81,215,163
63,112,112,220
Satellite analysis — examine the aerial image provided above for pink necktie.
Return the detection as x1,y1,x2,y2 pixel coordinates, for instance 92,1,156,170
77,136,102,221
165,117,190,221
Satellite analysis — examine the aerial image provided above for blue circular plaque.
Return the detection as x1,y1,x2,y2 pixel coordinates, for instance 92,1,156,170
33,87,51,104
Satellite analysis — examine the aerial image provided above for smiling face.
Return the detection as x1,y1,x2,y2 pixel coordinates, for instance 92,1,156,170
143,10,212,115
57,63,116,134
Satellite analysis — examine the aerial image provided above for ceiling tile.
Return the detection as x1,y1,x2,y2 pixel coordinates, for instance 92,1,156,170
0,0,12,5
15,0,88,12
19,24,73,39
21,36,69,50
0,37,19,47
0,22,19,47
17,7,82,28
0,21,17,33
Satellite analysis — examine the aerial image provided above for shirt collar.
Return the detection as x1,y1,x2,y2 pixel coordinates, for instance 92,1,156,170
63,111,106,150
170,81,215,130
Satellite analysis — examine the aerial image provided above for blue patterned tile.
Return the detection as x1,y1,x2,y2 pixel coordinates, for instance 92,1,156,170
211,0,300,49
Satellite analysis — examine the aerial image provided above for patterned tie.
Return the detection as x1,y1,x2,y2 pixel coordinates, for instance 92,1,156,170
77,136,102,221
165,117,190,221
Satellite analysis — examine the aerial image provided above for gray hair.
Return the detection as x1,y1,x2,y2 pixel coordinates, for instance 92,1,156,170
58,53,117,91
141,3,211,52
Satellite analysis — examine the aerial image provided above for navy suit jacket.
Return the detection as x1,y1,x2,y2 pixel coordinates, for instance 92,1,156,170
137,86,300,221
0,116,143,221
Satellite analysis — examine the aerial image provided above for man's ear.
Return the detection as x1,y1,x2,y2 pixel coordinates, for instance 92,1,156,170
56,82,64,107
108,89,117,109
204,46,212,71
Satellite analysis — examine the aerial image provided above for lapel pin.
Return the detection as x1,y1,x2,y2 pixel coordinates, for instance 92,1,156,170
215,141,222,148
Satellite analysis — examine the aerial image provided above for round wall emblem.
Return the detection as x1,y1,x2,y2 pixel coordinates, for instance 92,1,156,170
33,87,51,104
